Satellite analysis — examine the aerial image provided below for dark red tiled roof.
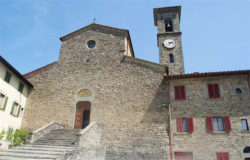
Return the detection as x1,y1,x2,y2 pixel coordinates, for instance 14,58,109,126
165,70,250,80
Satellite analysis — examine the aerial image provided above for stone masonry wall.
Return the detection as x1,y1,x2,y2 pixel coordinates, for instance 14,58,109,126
158,32,184,75
169,75,250,160
22,26,169,159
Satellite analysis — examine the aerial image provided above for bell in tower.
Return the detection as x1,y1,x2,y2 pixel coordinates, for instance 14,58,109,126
165,20,173,32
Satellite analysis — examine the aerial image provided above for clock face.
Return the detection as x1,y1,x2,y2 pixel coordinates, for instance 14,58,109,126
163,39,176,49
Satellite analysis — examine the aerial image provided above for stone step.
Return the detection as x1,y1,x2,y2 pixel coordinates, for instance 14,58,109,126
37,141,76,144
11,147,74,152
39,135,77,139
47,130,79,133
38,137,76,140
46,134,77,136
32,143,75,146
0,129,82,160
35,140,75,143
22,144,76,149
0,149,65,156
0,152,60,159
0,155,56,160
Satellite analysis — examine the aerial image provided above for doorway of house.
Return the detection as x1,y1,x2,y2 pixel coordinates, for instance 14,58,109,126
74,101,91,129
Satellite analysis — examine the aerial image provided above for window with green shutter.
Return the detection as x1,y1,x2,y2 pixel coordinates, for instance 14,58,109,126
0,94,8,111
4,71,11,83
17,105,21,117
10,102,20,117
2,97,8,111
18,82,24,93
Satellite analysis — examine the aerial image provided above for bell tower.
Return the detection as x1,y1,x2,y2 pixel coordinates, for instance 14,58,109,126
154,6,184,75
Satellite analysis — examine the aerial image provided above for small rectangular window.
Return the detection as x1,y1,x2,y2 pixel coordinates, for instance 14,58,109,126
182,118,188,132
241,119,249,131
0,94,5,107
0,93,8,111
213,117,224,131
4,71,11,83
176,117,194,133
174,86,186,100
18,82,24,93
208,84,220,99
10,102,21,117
217,152,229,160
207,116,231,132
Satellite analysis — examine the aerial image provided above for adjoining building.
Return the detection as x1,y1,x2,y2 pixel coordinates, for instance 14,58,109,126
0,56,33,132
1,6,249,160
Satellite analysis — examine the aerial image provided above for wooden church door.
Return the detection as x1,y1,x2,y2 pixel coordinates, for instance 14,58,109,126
74,101,91,129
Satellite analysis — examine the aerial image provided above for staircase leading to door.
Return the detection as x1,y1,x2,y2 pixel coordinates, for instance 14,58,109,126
0,129,82,160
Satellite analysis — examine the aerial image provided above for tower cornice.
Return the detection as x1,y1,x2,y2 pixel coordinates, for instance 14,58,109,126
153,6,181,26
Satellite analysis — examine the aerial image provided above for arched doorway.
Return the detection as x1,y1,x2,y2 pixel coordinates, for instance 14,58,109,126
74,101,91,129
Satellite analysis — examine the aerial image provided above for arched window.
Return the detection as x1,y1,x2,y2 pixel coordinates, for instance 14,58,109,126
165,19,173,32
244,147,250,153
169,54,174,63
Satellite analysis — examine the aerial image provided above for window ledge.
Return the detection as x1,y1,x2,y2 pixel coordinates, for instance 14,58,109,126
206,97,224,101
174,99,186,102
10,114,19,118
209,131,229,134
175,132,191,135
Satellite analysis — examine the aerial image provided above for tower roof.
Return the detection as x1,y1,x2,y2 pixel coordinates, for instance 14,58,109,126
153,6,181,26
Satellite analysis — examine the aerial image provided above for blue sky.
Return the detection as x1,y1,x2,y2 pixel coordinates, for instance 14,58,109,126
0,0,249,74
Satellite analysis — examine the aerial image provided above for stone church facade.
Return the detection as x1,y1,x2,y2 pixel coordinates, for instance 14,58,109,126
21,6,250,160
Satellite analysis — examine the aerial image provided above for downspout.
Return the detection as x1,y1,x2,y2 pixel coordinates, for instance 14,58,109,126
167,75,173,160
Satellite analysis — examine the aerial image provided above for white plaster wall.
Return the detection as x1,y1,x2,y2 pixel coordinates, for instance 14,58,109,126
0,62,29,132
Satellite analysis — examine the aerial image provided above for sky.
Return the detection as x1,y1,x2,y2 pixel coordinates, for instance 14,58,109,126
0,0,249,74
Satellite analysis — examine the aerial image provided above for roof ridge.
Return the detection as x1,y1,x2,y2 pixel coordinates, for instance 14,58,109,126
24,61,57,79
166,69,250,79
0,56,33,88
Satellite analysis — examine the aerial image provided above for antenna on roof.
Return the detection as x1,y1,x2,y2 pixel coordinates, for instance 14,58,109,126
93,18,96,24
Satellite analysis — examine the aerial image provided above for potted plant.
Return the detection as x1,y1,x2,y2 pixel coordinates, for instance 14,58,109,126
0,130,6,148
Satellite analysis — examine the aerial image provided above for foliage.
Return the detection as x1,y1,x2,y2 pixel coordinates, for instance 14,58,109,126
4,128,29,147
6,130,13,142
13,129,29,147
0,130,5,140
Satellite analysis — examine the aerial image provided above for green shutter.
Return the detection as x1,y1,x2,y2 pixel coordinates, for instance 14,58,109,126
10,102,15,115
17,105,21,117
18,83,24,93
4,72,11,83
3,97,8,111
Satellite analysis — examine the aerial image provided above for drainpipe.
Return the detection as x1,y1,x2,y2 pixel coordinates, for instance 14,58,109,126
167,75,174,160
169,104,173,160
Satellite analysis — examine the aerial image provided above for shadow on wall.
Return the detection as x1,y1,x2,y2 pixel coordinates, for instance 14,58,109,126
141,79,168,125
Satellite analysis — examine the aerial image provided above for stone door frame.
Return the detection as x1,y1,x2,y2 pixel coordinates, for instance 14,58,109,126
74,101,91,129
73,87,95,129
